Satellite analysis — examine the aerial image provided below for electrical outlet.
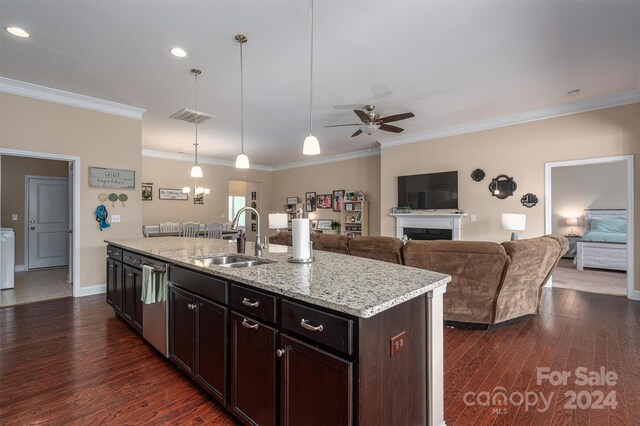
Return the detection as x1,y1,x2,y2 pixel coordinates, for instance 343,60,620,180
390,331,407,357
470,214,477,223
11,214,18,221
111,215,121,223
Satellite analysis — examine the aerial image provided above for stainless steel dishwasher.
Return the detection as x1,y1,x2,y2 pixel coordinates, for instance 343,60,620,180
142,261,170,357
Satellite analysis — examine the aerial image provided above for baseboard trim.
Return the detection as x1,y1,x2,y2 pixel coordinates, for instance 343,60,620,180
14,264,25,272
630,289,640,301
78,284,106,297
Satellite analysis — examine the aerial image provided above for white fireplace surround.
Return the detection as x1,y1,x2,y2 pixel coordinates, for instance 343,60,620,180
391,211,467,240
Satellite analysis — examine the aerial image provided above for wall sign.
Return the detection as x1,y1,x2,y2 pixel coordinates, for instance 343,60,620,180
159,188,188,200
89,167,135,189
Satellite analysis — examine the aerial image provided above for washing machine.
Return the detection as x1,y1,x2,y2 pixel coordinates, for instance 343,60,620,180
1,228,15,290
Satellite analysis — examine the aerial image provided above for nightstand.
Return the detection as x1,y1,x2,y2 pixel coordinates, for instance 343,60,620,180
563,235,581,259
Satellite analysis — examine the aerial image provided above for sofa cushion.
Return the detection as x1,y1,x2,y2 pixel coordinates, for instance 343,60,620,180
495,235,565,323
403,240,510,324
348,236,404,264
310,233,350,255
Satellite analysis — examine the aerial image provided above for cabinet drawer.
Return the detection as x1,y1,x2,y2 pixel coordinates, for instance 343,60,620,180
281,300,353,355
170,266,227,304
106,246,122,260
122,250,144,268
230,284,277,324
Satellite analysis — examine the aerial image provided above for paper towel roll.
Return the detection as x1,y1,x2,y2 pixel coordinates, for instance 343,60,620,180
292,218,311,260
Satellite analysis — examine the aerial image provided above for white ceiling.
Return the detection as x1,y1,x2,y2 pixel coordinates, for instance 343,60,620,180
1,0,639,166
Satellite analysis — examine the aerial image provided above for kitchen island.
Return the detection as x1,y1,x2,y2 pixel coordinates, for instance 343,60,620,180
105,237,449,426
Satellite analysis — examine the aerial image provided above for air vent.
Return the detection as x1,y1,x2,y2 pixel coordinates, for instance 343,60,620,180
170,108,216,124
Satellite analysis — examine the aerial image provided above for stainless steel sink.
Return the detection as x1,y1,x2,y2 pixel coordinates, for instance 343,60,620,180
193,255,276,268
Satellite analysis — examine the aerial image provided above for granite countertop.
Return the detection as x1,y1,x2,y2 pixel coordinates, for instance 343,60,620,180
105,237,450,318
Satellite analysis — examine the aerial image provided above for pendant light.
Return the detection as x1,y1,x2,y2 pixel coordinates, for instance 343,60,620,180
235,34,250,169
302,0,320,155
190,68,203,178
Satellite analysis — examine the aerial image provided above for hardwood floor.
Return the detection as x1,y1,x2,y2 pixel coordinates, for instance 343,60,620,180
1,288,638,425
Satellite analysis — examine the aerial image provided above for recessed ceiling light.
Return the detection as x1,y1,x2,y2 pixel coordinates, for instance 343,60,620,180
170,47,187,58
567,89,581,96
5,26,30,38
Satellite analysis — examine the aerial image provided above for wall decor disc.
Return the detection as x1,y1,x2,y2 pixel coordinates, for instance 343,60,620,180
471,169,486,182
488,175,517,199
521,193,539,208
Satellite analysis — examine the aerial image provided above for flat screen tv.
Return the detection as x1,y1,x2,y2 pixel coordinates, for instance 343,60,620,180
397,171,458,210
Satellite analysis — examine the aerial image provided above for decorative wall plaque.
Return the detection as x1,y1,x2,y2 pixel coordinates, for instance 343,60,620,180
89,167,135,189
159,188,188,200
488,175,517,199
521,193,539,208
471,169,486,182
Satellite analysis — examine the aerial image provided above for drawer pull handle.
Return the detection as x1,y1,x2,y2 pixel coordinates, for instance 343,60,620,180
242,298,260,308
276,348,286,357
187,303,196,310
127,273,133,277
124,255,131,260
133,259,141,264
300,319,323,332
241,319,259,329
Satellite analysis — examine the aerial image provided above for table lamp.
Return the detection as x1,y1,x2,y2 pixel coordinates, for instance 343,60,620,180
268,213,288,232
565,217,579,236
501,213,526,241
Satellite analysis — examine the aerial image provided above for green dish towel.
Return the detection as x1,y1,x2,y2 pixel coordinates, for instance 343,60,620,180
141,265,156,304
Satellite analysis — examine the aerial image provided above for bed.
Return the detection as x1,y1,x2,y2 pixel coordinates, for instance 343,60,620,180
576,209,627,272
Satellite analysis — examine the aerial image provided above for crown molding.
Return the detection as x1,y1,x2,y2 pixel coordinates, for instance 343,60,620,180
379,89,640,149
0,76,146,120
142,149,274,172
271,148,380,171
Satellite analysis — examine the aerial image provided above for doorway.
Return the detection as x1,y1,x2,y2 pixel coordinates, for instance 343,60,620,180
545,155,635,300
0,148,81,297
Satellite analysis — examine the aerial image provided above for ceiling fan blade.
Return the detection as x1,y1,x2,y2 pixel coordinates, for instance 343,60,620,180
351,129,363,137
380,112,415,123
354,109,370,122
379,124,404,133
325,123,360,128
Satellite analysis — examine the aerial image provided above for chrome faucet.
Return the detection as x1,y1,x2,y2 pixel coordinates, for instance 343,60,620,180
230,206,265,257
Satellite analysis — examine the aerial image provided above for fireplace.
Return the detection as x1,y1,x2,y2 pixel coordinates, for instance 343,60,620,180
391,211,465,241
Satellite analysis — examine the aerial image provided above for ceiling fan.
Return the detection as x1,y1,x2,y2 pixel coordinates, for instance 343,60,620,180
325,104,415,137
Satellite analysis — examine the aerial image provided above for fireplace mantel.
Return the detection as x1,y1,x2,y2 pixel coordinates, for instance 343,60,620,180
391,211,467,240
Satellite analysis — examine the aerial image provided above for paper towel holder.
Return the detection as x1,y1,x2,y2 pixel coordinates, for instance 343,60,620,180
288,241,315,264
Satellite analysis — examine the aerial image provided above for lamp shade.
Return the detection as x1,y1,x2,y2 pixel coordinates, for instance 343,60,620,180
235,153,250,169
308,212,317,221
190,164,203,178
269,213,288,229
501,213,526,231
303,134,320,155
565,217,579,226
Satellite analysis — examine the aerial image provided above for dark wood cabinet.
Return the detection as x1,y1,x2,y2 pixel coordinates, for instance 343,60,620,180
123,265,143,332
280,334,352,426
195,295,228,405
169,285,196,375
170,285,228,406
106,257,122,314
230,312,277,426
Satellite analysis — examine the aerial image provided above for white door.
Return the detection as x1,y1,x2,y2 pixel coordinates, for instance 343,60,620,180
67,162,73,284
27,177,69,269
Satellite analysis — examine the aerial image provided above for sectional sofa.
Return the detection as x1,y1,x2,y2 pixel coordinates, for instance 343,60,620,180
269,232,568,328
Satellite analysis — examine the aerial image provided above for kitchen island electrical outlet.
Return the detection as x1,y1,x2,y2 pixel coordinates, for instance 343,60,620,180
390,331,407,357
111,215,121,223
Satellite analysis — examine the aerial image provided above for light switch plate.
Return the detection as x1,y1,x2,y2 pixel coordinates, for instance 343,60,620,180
11,214,18,221
111,215,121,223
470,214,477,223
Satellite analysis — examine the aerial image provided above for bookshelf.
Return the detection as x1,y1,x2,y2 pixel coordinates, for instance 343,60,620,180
340,200,368,237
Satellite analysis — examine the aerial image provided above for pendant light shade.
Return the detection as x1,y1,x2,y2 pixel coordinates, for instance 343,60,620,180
303,0,320,155
303,134,320,155
190,164,203,178
235,153,250,169
235,34,250,169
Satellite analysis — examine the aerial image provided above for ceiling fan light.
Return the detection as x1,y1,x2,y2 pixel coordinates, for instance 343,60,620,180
204,188,210,195
182,186,191,194
235,153,250,169
303,134,320,155
190,164,203,178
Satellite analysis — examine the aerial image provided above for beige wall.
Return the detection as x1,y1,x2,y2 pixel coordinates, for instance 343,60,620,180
0,156,69,266
0,93,143,288
271,155,382,235
141,156,274,237
381,103,640,289
551,161,627,235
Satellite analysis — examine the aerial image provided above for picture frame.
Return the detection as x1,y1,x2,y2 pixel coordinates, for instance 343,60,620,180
305,192,316,212
159,188,188,200
317,194,332,209
346,203,353,211
287,196,298,204
89,167,135,189
316,219,332,230
344,190,356,201
333,190,344,212
142,182,153,201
